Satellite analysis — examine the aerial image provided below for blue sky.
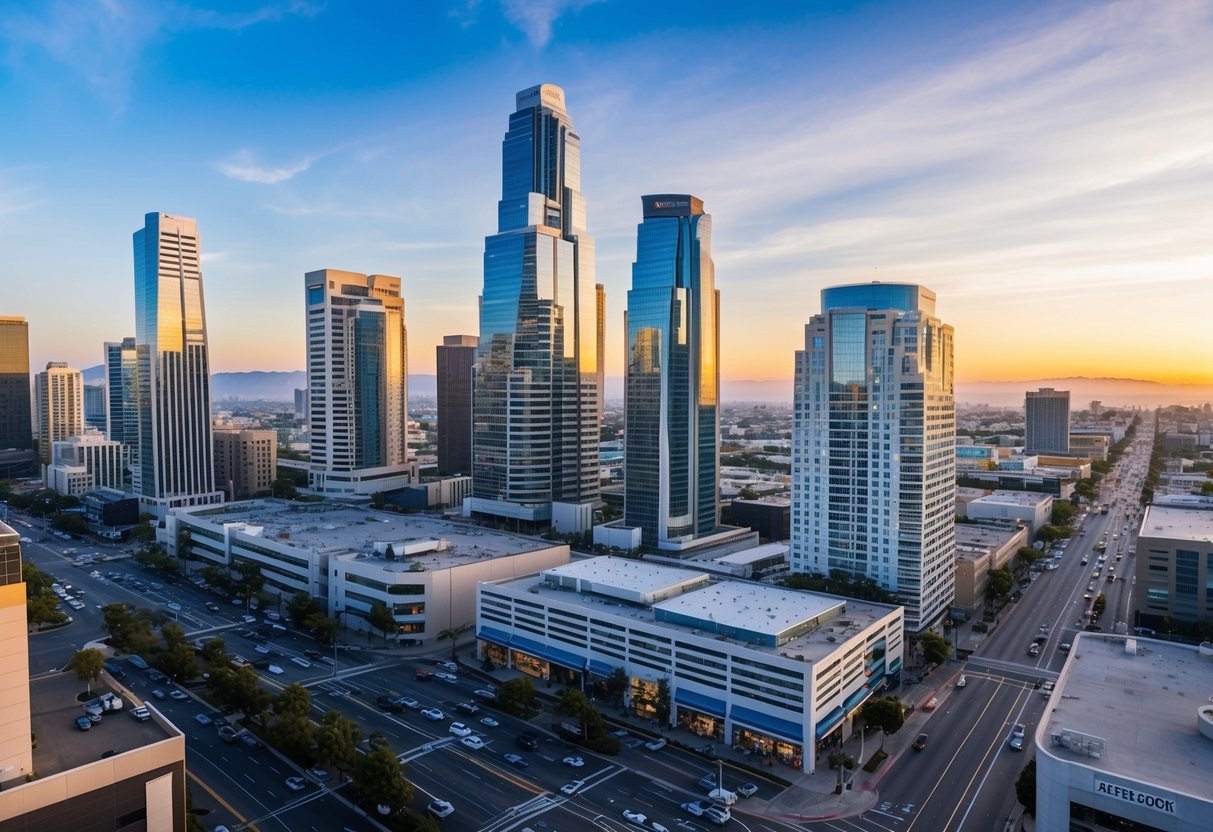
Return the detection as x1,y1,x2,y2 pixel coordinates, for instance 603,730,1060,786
2,0,1211,384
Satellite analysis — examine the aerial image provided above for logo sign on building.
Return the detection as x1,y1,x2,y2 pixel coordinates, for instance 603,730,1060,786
1093,778,1176,814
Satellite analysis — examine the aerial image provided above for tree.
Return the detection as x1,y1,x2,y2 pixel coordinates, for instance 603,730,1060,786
383,542,395,560
199,638,230,670
271,478,299,500
271,683,316,763
288,592,323,628
353,744,413,814
1016,546,1043,567
1038,524,1071,543
66,647,106,694
1050,501,1076,527
987,567,1015,600
200,565,232,594
496,677,538,718
51,512,90,535
1015,759,1036,816
605,667,629,706
368,602,397,646
307,614,340,645
437,623,471,658
233,560,265,608
28,587,68,626
655,677,671,727
102,602,141,649
177,529,193,573
1092,594,1107,619
317,709,363,779
554,689,621,754
920,631,952,667
829,750,855,793
157,623,199,681
859,697,906,749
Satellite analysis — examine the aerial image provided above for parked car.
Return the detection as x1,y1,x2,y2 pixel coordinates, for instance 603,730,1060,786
956,675,967,688
169,690,188,701
75,715,93,731
194,713,213,726
427,800,454,818
129,706,151,721
736,782,758,798
562,756,584,767
205,602,220,612
306,766,330,781
704,806,731,826
285,776,306,791
1008,723,1026,751
644,737,667,751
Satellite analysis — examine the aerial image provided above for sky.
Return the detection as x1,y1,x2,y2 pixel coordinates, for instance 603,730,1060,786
1,0,1211,386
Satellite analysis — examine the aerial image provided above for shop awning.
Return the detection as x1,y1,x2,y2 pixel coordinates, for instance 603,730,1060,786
477,626,513,647
674,688,727,718
509,634,586,671
730,704,803,742
843,684,877,714
586,658,615,677
888,656,902,673
815,706,844,739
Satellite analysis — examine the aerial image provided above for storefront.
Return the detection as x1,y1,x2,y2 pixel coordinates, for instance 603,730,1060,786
729,705,804,770
630,678,659,719
674,688,727,741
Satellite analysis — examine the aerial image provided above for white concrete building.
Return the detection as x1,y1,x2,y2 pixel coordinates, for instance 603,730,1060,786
1036,634,1213,832
1135,503,1213,627
46,433,125,496
966,490,1052,534
477,556,904,775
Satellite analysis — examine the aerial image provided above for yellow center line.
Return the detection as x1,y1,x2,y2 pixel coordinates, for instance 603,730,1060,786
187,768,261,832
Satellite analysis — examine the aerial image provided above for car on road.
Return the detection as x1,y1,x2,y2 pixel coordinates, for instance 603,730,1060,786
956,675,967,688
703,806,731,826
285,776,306,791
480,716,499,727
473,688,497,700
427,799,454,818
239,732,262,749
1008,723,1026,750
504,753,529,768
375,696,402,712
644,737,667,751
290,656,311,668
563,755,584,767
254,644,271,654
460,735,486,750
622,810,647,824
151,689,166,700
515,731,539,751
1060,641,1072,653
456,702,480,715
434,672,458,682
147,669,167,683
167,602,181,612
75,716,92,731
560,779,584,795
194,713,213,726
736,782,758,798
422,708,444,721
306,766,330,781
681,800,710,816
435,660,458,672
241,614,257,624
205,602,219,612
267,664,284,675
449,722,473,737
400,697,420,710
912,732,928,751
169,690,188,701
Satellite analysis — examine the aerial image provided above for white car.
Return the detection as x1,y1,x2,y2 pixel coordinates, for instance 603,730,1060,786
480,716,499,727
622,810,647,825
434,672,458,682
285,776,306,791
427,800,454,818
460,735,486,750
254,644,271,654
167,602,181,612
290,656,311,668
449,722,472,737
560,779,584,795
562,755,584,767
422,708,444,721
267,664,284,675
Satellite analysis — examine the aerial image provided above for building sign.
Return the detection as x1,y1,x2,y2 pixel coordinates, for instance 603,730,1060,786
1093,778,1176,814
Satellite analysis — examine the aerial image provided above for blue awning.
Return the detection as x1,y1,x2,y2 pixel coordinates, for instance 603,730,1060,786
815,706,844,739
509,634,586,671
586,658,615,677
866,658,886,678
730,704,803,742
843,684,877,714
888,656,902,673
477,626,513,648
674,688,727,718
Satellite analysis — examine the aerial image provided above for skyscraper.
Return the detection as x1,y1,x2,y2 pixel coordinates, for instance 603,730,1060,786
471,83,600,530
596,282,605,423
34,362,83,468
105,337,138,448
132,212,222,512
1025,387,1071,455
791,283,956,632
305,269,413,496
624,195,720,547
0,317,34,478
83,384,106,433
436,335,477,475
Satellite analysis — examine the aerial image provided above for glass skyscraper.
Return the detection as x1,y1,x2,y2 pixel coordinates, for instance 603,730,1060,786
132,212,222,512
471,83,600,526
791,283,955,632
624,195,719,546
0,317,34,478
1025,387,1071,455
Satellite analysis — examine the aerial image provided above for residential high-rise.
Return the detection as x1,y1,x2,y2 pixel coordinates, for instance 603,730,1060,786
83,384,106,433
470,83,600,531
0,317,35,478
791,283,956,632
596,282,605,423
34,362,83,468
624,195,720,547
132,212,222,512
305,269,414,496
436,335,477,475
105,337,138,448
47,433,125,496
213,428,277,501
1025,387,1070,455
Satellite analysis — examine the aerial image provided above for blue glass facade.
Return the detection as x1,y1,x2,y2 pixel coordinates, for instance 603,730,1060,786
473,84,599,512
624,195,719,546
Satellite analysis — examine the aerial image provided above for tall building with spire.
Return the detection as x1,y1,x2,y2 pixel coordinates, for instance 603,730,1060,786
791,283,956,632
624,195,720,547
470,83,600,531
132,212,223,513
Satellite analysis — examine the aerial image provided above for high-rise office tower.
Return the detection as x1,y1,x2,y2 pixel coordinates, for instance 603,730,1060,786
0,317,34,478
305,269,413,496
34,362,83,468
624,195,720,547
83,384,106,433
791,283,956,632
436,335,477,475
471,83,600,530
1025,387,1071,455
596,282,605,423
132,212,222,512
105,337,138,447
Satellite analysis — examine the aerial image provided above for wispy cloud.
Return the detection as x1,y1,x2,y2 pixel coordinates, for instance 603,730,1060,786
500,0,598,47
214,149,316,184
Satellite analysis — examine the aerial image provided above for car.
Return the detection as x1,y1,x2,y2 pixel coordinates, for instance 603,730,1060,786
151,688,166,700
304,649,322,660
285,776,306,791
1088,583,1096,592
698,773,719,791
1060,642,1072,653
610,728,630,737
254,644,271,654
560,779,585,795
1008,731,1025,751
167,602,182,612
956,675,967,688
264,610,281,621
75,715,93,731
422,708,444,721
239,732,262,749
204,601,219,612
504,753,529,768
218,725,239,742
682,800,707,816
456,702,480,714
376,695,403,712
306,766,330,781
129,706,151,721
912,732,928,751
449,722,473,737
194,713,213,726
461,735,486,750
473,688,497,700
230,597,243,606
644,737,667,751
427,799,454,818
400,697,421,710
563,755,584,767
480,716,499,727
434,672,458,682
169,690,188,701
84,711,102,723
622,810,647,825
515,731,539,750
267,664,284,675
290,656,311,669
703,806,731,826
736,782,758,798
241,614,257,624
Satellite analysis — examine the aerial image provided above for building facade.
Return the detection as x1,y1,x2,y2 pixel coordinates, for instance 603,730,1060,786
436,334,477,475
1025,387,1071,455
965,490,1053,534
34,362,84,468
132,213,222,513
0,317,34,478
213,428,277,501
1135,502,1213,627
104,337,138,454
596,281,605,423
477,557,903,775
624,195,720,548
47,433,125,496
305,269,412,497
791,283,956,632
83,384,106,433
470,84,600,529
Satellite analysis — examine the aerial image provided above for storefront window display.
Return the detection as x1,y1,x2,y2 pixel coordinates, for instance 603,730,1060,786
511,650,549,680
678,709,723,740
731,727,803,769
631,678,658,719
482,642,508,667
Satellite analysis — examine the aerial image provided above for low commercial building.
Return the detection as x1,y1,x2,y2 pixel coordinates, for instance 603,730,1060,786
966,490,1053,534
1135,502,1213,627
957,470,1075,500
955,444,998,471
1036,634,1213,832
165,499,568,644
952,522,1030,613
477,556,904,776
1068,433,1110,461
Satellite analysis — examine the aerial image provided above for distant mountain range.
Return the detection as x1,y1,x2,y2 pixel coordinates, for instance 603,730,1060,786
80,366,1210,408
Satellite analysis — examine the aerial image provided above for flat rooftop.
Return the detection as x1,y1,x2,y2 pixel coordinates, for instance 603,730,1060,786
654,581,843,639
29,672,179,779
187,500,554,567
1139,505,1213,543
713,543,789,565
955,523,1023,551
541,558,710,604
1042,635,1213,800
971,490,1050,507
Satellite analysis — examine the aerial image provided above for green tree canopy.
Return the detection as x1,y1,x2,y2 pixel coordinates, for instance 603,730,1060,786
859,696,906,749
987,567,1015,599
1016,759,1036,816
66,647,106,694
920,631,952,667
316,709,363,779
368,602,397,645
353,745,413,815
495,677,538,718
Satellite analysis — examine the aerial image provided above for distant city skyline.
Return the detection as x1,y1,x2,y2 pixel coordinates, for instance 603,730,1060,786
2,2,1211,385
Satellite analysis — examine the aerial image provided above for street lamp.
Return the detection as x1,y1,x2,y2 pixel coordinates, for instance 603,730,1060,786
331,608,345,678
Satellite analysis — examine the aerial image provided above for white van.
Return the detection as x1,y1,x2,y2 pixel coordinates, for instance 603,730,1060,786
707,788,737,806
